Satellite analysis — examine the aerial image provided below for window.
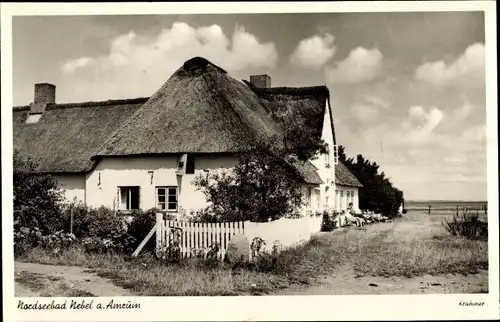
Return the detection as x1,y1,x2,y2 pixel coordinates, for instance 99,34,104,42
325,145,331,166
314,189,321,210
156,187,178,211
340,190,344,209
186,155,195,174
305,187,312,208
118,186,140,210
333,145,339,165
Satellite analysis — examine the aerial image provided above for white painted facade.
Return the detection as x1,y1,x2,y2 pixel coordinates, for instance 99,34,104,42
85,155,238,213
307,99,336,213
53,174,86,204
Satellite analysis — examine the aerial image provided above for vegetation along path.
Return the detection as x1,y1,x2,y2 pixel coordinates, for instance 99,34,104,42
15,262,133,297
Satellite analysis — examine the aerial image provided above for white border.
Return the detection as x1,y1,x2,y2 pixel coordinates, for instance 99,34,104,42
2,2,498,321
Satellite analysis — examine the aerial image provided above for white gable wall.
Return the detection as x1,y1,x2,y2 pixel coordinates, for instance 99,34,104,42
85,155,238,214
53,174,86,204
310,98,336,212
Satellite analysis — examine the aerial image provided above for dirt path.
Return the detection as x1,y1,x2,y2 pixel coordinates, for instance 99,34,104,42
272,264,488,295
15,262,133,297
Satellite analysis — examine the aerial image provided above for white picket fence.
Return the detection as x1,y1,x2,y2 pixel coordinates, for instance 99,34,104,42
155,213,245,260
154,212,323,261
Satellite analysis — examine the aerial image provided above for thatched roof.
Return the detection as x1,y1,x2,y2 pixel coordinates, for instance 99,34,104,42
93,57,282,157
287,157,323,185
13,99,147,173
335,161,363,187
12,56,345,185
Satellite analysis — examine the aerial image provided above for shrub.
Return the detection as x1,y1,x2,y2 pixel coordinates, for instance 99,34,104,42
192,120,327,223
60,203,140,254
14,227,76,257
13,150,64,234
320,211,336,232
127,208,159,253
61,203,128,238
443,209,488,240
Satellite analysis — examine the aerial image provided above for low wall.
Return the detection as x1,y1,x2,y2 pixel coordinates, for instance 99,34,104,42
244,216,312,254
310,212,323,234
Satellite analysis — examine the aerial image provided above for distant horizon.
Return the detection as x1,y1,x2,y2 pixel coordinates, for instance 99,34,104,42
405,199,487,203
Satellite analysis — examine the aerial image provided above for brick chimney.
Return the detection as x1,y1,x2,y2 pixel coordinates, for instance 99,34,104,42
30,83,56,114
249,74,271,88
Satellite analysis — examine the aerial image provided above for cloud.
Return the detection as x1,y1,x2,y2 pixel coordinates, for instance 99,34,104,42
62,57,94,74
350,96,391,124
290,33,336,69
415,43,485,87
404,106,444,144
326,47,383,84
60,22,278,100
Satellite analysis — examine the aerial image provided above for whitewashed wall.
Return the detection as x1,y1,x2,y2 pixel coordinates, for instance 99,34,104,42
310,98,336,211
53,174,86,203
85,155,238,213
244,216,312,254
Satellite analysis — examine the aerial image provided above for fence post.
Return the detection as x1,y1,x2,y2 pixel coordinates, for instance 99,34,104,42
156,213,163,251
428,205,431,215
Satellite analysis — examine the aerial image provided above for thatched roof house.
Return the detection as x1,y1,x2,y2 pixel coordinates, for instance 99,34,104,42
13,56,362,213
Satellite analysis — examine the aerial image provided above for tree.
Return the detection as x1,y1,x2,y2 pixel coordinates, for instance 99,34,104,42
338,145,404,217
13,150,64,233
193,122,327,222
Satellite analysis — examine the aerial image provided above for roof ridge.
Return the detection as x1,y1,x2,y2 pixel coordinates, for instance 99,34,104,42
246,85,329,97
13,97,150,111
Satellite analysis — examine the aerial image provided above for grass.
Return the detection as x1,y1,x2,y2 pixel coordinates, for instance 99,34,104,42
17,211,488,296
15,271,95,297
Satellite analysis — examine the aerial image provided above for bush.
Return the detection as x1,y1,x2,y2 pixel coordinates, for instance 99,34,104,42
14,227,76,257
59,203,145,254
127,208,159,253
61,203,128,239
320,211,336,232
443,209,488,240
14,150,64,234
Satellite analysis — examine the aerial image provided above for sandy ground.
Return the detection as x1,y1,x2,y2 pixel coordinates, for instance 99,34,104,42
15,262,133,297
272,264,488,295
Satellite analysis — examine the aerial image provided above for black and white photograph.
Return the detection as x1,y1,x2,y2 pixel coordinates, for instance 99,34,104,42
2,1,498,321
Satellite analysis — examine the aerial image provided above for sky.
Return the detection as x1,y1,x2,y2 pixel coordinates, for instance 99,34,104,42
12,12,487,201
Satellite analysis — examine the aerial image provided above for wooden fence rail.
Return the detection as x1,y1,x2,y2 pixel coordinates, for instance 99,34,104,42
426,205,488,215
